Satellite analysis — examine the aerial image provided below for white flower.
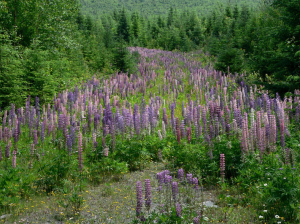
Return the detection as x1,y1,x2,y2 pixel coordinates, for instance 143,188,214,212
264,183,267,186
263,210,267,212
203,217,209,221
275,215,280,218
259,215,263,219
277,222,281,224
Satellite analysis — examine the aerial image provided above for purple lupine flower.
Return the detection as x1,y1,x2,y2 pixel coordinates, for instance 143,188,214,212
12,150,17,168
270,115,277,151
175,203,181,217
180,120,186,138
136,181,143,216
4,127,9,142
35,96,39,112
33,130,38,145
220,154,225,181
224,106,230,134
171,104,175,131
193,177,199,190
158,130,163,140
187,127,191,143
58,114,64,130
256,111,261,148
13,122,19,144
36,110,40,131
140,216,146,222
40,121,45,143
208,102,214,122
172,182,178,201
187,173,193,184
280,119,285,149
163,108,168,126
178,168,184,182
242,119,248,153
157,172,164,189
9,103,15,122
94,113,99,130
162,121,166,138
103,148,109,157
236,108,242,128
214,115,219,137
18,116,22,136
67,134,72,155
5,143,10,158
145,179,151,208
63,115,68,139
165,175,173,187
193,216,200,224
77,131,83,171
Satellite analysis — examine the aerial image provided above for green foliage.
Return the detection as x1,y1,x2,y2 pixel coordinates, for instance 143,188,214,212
112,42,139,74
163,135,242,184
34,150,72,193
0,31,25,107
79,0,261,18
236,155,300,222
113,138,152,171
162,138,208,175
215,46,245,74
0,0,122,109
88,157,128,184
0,166,34,210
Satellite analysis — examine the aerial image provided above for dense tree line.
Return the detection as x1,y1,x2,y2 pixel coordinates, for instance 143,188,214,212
79,0,261,18
0,0,299,109
0,0,137,109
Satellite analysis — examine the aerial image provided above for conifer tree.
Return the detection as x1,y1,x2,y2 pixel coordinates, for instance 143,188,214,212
117,8,130,42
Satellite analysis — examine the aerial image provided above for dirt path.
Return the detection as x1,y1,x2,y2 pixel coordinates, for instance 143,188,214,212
2,162,255,224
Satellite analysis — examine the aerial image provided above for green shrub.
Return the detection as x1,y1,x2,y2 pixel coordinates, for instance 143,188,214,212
236,154,300,222
34,150,71,193
0,166,34,210
88,157,128,184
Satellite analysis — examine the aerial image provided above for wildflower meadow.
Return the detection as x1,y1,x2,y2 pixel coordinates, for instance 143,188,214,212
0,47,300,223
